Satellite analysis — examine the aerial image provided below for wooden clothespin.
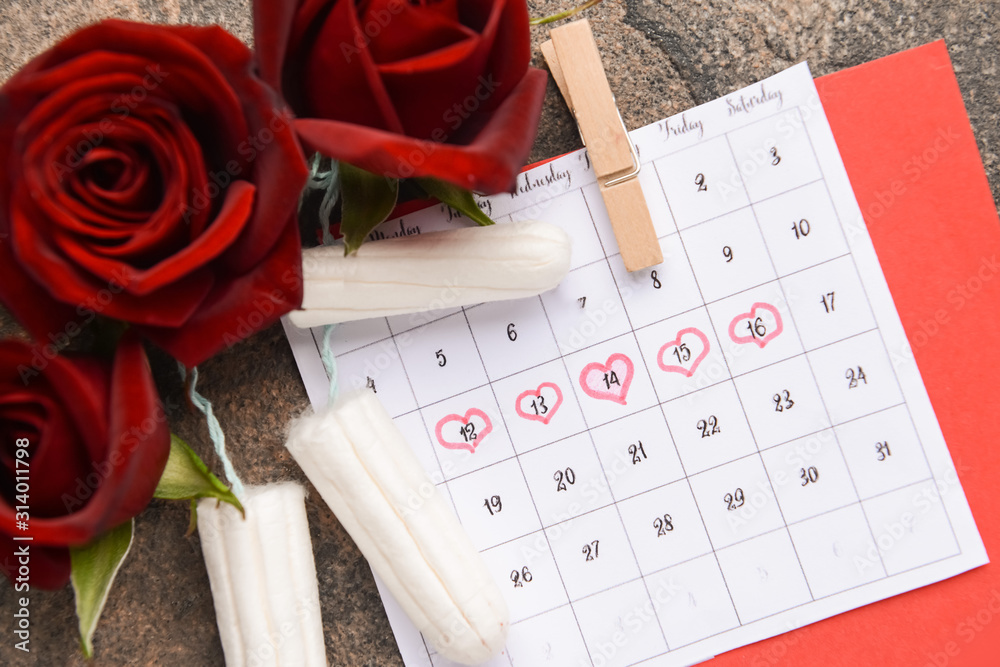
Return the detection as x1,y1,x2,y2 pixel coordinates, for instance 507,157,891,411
541,19,662,272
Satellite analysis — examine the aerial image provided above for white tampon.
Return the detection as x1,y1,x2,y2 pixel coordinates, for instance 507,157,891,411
286,390,509,665
198,483,327,667
287,220,571,327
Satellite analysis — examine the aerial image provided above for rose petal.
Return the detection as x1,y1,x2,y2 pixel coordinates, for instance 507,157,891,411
364,0,474,65
294,66,547,193
0,538,70,590
11,187,214,327
300,0,405,133
175,24,309,275
136,211,303,367
0,333,169,546
253,0,306,92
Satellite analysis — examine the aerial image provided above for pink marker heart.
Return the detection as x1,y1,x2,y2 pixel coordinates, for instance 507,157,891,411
579,353,634,405
658,328,711,377
515,382,564,425
435,409,493,453
728,302,784,348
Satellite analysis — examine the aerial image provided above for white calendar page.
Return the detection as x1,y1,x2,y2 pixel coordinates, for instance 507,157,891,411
283,63,987,667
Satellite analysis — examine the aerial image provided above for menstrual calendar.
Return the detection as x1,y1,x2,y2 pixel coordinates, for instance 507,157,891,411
285,64,987,667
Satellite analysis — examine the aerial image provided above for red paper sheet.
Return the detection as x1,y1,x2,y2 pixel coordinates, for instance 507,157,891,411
712,40,999,667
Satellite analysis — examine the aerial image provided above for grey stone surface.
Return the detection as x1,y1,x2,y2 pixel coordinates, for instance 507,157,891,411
0,0,997,665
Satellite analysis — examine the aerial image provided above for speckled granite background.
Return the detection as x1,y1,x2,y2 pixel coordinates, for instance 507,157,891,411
0,1,997,665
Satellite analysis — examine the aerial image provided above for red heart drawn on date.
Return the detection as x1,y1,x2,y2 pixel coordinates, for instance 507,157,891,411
579,353,634,405
657,327,710,377
435,409,493,453
728,302,783,348
515,382,563,425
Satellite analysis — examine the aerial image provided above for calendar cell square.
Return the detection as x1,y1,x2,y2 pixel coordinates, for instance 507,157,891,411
655,136,751,229
834,405,931,499
585,171,677,254
590,407,685,501
392,411,443,483
609,234,703,330
465,296,560,380
680,207,777,302
661,382,757,475
395,312,488,405
761,430,859,524
480,532,568,623
807,330,903,424
635,308,730,403
388,305,465,336
545,505,640,600
788,504,885,599
781,255,877,350
618,480,713,574
572,579,668,667
519,433,615,527
446,458,541,550
540,262,631,355
421,385,514,480
726,108,823,202
689,456,785,549
862,480,959,575
716,530,812,623
563,335,658,427
315,317,391,357
734,356,831,450
334,339,418,417
752,180,849,276
646,554,740,648
510,188,605,269
506,606,590,667
493,361,587,454
707,282,804,377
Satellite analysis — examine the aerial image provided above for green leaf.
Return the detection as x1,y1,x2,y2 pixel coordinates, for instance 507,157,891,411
415,177,495,226
340,162,399,254
70,519,134,658
154,434,243,517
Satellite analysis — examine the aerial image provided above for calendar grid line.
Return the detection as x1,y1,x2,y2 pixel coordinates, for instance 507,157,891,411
423,385,895,493
633,543,967,664
737,172,893,584
322,242,853,364
474,462,937,558
666,174,825,234
384,326,467,537
341,311,872,424
456,303,599,667
718,130,820,602
644,157,747,627
499,492,964,667
535,288,675,653
795,116,964,557
499,473,942,624
843,255,963,553
579,189,688,651
284,69,988,667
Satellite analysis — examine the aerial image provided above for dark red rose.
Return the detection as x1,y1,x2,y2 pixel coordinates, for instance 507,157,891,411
0,20,309,368
0,333,170,589
254,0,547,193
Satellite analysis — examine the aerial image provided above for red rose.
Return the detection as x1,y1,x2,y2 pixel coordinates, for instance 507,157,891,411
254,0,547,193
0,20,308,368
0,333,170,589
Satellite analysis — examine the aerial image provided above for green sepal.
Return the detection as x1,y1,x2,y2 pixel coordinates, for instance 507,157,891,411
70,519,134,659
340,162,399,254
154,434,243,519
415,177,495,226
186,499,198,537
